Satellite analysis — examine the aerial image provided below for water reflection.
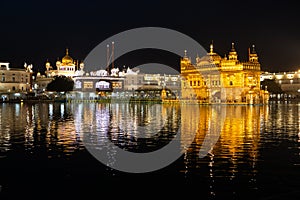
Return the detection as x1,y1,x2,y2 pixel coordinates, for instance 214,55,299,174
0,102,299,198
0,103,297,164
181,105,270,197
0,103,81,159
74,103,187,172
74,103,182,149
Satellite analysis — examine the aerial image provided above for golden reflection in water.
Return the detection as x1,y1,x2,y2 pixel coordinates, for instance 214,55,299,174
181,105,268,178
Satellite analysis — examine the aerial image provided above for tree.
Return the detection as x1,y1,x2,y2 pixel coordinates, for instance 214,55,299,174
46,75,74,92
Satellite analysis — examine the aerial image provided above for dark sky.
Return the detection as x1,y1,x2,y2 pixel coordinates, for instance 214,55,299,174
0,0,299,73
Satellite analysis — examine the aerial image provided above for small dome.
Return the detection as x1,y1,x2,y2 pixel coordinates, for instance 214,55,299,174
45,58,50,65
197,43,222,64
80,62,84,69
62,48,73,65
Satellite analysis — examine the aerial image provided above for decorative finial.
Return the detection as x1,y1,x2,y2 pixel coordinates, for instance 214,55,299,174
251,44,256,54
210,41,214,53
231,42,235,51
66,48,69,55
184,50,187,57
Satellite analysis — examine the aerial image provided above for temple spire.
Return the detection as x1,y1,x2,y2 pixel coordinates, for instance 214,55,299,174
248,44,258,62
251,44,256,54
210,40,214,54
231,42,236,52
228,42,238,60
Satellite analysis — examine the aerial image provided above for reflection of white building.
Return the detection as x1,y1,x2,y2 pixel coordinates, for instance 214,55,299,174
261,70,300,98
0,62,33,101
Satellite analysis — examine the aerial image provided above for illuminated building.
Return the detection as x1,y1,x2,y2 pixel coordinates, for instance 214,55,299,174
33,72,54,93
34,48,84,93
180,43,269,104
45,48,80,77
0,62,33,101
35,45,181,100
261,70,300,98
70,75,124,100
123,68,180,100
68,66,181,101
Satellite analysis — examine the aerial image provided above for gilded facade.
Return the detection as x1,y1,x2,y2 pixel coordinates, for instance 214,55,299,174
180,43,269,104
44,48,83,78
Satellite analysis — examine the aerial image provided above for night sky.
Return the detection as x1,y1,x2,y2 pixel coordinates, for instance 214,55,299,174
0,0,299,73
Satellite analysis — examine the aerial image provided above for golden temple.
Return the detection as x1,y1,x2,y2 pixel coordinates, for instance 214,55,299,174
180,43,269,104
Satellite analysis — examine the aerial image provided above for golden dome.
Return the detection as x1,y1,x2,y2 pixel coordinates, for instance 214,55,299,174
62,48,73,65
199,53,222,62
45,60,50,67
